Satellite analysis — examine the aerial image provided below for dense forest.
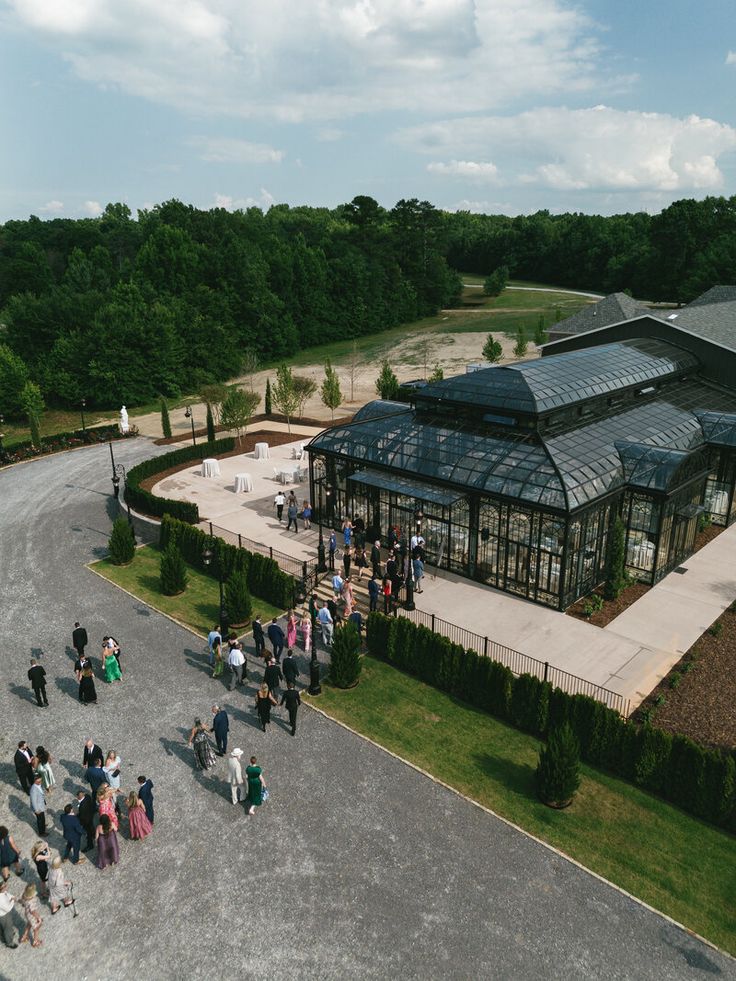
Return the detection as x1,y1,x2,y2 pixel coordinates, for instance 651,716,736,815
0,197,461,414
0,193,734,416
443,195,736,304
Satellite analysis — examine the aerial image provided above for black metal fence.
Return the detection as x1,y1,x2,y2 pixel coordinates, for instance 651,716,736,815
398,607,631,717
206,521,322,602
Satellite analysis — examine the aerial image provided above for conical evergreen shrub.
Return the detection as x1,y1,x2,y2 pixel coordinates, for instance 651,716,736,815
265,378,272,416
160,542,188,595
536,722,581,807
109,517,136,565
225,569,252,625
206,403,216,442
329,622,362,688
160,397,172,438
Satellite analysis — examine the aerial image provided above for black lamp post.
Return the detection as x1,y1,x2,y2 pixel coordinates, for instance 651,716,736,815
308,653,322,695
404,549,416,611
203,542,228,642
80,398,87,435
0,414,5,463
185,405,196,445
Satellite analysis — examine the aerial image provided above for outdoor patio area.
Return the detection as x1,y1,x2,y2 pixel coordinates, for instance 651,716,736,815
150,436,736,711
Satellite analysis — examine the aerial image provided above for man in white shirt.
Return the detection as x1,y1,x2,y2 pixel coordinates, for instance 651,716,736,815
317,603,334,647
410,533,425,553
274,491,285,523
228,642,246,690
332,572,344,598
0,881,19,948
207,624,222,667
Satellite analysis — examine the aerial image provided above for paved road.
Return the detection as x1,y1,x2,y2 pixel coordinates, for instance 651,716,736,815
0,440,733,980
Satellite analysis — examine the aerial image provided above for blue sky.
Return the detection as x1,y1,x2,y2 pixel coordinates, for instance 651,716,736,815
1,0,735,221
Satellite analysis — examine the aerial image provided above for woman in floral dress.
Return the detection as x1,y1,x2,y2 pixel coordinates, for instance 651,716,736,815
187,719,217,770
126,792,153,841
286,611,297,649
299,610,311,655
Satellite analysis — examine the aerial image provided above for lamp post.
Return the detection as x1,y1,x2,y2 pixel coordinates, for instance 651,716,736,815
0,414,5,463
184,405,196,445
202,542,228,642
80,398,87,435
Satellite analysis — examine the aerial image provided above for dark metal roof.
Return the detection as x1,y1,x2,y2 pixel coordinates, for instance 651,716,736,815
687,286,736,307
548,292,652,337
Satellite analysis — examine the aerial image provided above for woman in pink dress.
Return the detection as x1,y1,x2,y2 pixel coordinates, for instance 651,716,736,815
126,792,153,841
286,611,297,649
299,611,311,655
95,814,120,870
341,577,354,616
96,785,119,832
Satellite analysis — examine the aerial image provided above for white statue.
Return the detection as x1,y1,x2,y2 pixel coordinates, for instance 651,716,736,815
120,405,129,433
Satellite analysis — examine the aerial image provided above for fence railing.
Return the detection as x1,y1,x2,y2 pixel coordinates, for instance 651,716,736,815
206,521,323,602
397,607,631,717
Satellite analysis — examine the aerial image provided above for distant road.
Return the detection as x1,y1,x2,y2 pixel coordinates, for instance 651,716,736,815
463,283,603,299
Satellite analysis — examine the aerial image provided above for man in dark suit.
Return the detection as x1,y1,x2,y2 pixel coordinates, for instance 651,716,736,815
267,618,285,662
72,622,88,657
282,650,300,687
252,616,266,659
75,789,96,851
137,776,154,825
82,739,103,768
370,540,382,578
280,683,301,736
210,705,229,756
86,762,108,796
27,659,48,707
14,741,35,793
60,804,86,864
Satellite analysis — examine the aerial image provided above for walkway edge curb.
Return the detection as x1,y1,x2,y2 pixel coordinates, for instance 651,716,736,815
302,696,734,963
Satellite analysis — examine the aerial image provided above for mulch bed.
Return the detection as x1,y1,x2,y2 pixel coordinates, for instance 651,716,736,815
566,525,725,628
633,606,736,750
139,429,301,492
154,412,353,445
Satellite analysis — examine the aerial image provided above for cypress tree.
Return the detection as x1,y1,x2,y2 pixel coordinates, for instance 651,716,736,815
159,542,188,595
206,402,216,442
264,378,272,416
536,722,581,807
160,397,172,438
329,622,362,688
109,517,136,565
225,569,253,625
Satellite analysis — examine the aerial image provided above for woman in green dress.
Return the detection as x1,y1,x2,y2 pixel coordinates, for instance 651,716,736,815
245,756,266,815
212,637,224,679
103,649,122,683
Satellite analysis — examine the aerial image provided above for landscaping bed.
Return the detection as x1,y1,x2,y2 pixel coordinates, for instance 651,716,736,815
139,429,302,492
633,605,736,750
0,424,135,466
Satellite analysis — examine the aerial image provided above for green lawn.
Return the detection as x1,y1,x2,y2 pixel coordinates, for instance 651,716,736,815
89,544,284,637
307,656,736,955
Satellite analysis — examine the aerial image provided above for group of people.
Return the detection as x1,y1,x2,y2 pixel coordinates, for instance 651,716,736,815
4,734,155,950
273,491,312,534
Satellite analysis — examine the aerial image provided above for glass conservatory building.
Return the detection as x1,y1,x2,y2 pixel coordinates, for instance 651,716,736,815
307,337,736,610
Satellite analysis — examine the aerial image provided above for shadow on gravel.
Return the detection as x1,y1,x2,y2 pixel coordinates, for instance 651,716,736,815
8,683,37,706
0,762,20,789
55,676,81,701
59,758,86,782
159,736,217,794
661,929,723,974
8,794,32,826
184,655,216,678
64,646,78,662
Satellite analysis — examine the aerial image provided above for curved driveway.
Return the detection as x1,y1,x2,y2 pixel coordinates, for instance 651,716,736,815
0,440,733,980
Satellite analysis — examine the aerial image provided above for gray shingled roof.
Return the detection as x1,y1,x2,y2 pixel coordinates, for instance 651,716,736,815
658,301,736,351
549,292,651,336
687,286,736,307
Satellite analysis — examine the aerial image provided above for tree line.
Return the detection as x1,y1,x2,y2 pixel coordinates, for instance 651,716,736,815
0,197,461,415
442,195,736,305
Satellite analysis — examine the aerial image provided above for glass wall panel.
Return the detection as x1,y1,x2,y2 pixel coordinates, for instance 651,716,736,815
623,492,659,581
703,449,736,526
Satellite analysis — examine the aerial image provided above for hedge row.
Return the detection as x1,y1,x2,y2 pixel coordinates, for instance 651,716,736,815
160,514,296,610
3,424,128,463
366,613,736,831
124,437,235,523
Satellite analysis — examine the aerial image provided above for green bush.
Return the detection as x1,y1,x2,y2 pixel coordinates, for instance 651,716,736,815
536,723,581,807
206,403,216,442
159,514,295,610
160,397,172,438
329,622,362,688
125,437,234,523
108,517,135,565
159,542,187,595
225,569,252,625
265,378,272,415
634,725,673,793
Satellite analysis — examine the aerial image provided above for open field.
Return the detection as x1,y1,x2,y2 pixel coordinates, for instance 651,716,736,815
309,656,736,956
90,544,283,637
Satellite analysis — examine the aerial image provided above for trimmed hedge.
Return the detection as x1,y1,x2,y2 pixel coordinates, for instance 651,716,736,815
159,514,295,611
366,612,736,831
125,437,235,523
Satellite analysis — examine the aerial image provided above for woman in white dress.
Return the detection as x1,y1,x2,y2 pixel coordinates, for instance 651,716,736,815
103,750,122,792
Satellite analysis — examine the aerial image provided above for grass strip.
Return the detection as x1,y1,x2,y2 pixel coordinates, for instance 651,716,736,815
90,544,283,637
308,656,736,955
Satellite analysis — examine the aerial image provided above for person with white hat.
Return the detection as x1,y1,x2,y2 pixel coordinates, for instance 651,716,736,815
227,749,245,805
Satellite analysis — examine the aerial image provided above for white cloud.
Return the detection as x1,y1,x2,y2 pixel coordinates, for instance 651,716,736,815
39,199,64,213
427,160,499,182
213,188,275,211
189,137,284,164
5,0,604,121
83,200,103,216
447,198,517,214
404,106,736,192
316,128,345,143
726,51,736,65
